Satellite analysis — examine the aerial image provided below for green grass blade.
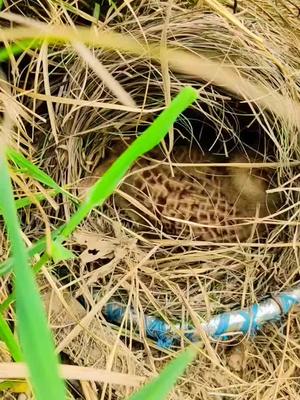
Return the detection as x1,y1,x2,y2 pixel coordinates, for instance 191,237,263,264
88,87,198,206
0,87,198,274
60,86,198,238
0,313,23,362
93,2,101,20
129,347,197,400
14,194,47,210
0,155,66,400
7,148,70,196
1,190,58,214
0,254,50,313
50,240,75,262
0,380,28,393
13,191,57,210
0,227,64,276
0,39,41,63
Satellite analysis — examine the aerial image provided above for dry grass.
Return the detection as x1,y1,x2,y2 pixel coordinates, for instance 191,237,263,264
1,0,300,399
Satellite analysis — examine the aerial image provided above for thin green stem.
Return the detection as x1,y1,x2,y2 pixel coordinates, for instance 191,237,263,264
0,87,198,275
0,313,23,362
0,254,51,313
0,154,66,400
0,39,42,63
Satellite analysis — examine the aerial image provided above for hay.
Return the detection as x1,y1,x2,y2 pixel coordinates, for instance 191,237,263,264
2,0,300,399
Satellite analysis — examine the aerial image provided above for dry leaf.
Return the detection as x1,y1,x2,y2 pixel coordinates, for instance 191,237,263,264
73,231,116,265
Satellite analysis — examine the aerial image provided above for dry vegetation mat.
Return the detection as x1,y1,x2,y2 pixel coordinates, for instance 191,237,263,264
0,0,300,399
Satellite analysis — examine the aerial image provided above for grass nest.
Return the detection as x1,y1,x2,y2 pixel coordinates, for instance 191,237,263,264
2,0,300,399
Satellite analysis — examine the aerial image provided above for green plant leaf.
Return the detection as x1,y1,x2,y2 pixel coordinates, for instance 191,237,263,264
0,39,41,63
0,380,28,393
14,193,48,210
60,86,198,238
50,240,75,263
0,87,198,274
0,228,63,276
0,154,66,400
128,346,197,400
0,191,58,214
7,148,65,194
93,2,101,19
0,313,23,362
0,254,50,314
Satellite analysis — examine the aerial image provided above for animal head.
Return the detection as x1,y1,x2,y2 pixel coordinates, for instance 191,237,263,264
226,152,280,216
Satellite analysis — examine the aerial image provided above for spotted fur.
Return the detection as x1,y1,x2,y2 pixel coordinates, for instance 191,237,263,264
81,146,277,242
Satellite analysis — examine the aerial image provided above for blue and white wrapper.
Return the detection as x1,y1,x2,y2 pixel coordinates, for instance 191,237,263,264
103,286,300,348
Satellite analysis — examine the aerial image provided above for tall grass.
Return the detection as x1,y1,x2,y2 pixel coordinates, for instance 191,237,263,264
0,153,66,399
0,83,198,399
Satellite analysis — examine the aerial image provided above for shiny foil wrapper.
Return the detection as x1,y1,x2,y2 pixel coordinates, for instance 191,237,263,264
103,286,300,347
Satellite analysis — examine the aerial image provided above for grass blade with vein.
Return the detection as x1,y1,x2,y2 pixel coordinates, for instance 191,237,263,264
0,86,198,274
129,346,197,400
0,39,41,63
60,86,198,238
0,313,22,362
7,148,72,199
0,154,66,400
